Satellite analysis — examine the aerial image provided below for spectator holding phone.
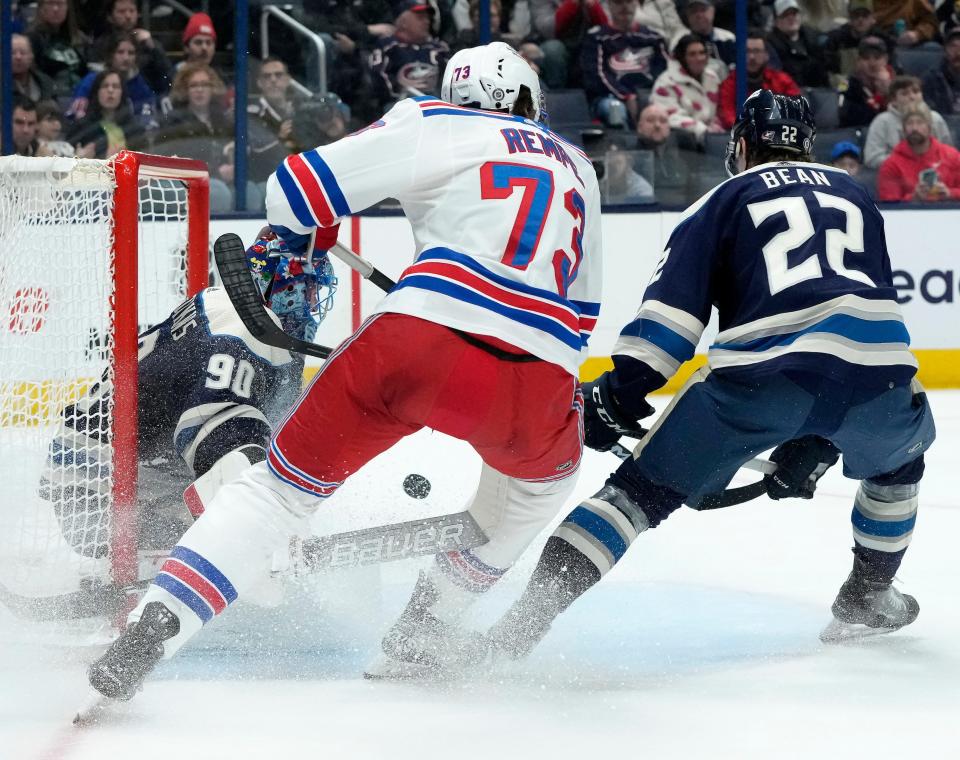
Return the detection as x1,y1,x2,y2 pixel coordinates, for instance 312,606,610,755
877,101,960,200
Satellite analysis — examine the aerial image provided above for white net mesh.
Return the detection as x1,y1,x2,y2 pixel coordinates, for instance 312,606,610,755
0,155,196,608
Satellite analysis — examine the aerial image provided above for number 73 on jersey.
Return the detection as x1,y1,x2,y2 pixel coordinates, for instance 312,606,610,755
479,161,586,298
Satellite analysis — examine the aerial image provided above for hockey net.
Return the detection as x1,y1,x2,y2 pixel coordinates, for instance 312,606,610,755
0,152,208,620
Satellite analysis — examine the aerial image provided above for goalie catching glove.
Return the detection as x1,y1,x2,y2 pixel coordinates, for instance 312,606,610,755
581,372,653,452
764,435,840,500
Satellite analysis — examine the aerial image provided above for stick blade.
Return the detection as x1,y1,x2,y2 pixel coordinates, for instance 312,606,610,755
301,511,488,572
213,233,275,345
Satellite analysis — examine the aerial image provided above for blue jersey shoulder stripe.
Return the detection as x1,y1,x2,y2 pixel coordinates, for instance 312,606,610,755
302,150,351,218
274,162,317,228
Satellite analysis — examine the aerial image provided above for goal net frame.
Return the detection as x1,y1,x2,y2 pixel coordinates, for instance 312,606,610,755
0,150,209,613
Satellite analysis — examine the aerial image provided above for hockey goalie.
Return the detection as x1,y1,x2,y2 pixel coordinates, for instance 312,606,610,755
38,229,338,580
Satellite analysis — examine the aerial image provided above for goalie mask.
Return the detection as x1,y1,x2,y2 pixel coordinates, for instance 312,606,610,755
245,232,338,343
440,41,545,123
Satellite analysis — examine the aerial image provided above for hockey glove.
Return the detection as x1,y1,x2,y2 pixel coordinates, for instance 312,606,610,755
764,435,840,500
581,372,653,452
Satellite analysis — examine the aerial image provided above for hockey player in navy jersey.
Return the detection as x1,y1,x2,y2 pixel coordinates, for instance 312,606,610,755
483,90,936,658
86,42,602,699
42,228,338,570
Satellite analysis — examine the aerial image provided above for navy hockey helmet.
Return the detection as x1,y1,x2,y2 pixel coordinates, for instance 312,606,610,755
725,89,816,176
245,231,338,343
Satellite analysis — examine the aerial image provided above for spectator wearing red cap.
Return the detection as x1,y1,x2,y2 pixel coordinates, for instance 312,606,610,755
181,12,217,69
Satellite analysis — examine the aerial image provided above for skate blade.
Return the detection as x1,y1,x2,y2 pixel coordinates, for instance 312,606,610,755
819,617,900,644
362,653,440,681
73,688,114,726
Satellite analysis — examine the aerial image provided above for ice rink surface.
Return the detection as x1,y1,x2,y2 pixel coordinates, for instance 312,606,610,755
2,391,958,760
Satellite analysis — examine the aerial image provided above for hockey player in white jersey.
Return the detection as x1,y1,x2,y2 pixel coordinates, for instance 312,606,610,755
87,41,602,698
41,228,338,589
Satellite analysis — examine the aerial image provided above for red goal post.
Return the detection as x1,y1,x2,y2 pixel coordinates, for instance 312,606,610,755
111,152,210,593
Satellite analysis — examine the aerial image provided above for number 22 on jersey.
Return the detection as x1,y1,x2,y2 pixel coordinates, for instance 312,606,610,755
479,161,585,297
749,190,875,296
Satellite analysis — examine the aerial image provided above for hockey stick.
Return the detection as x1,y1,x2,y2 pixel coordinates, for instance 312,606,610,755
0,512,488,621
214,233,333,360
296,510,486,572
609,443,770,510
329,241,397,292
0,577,148,622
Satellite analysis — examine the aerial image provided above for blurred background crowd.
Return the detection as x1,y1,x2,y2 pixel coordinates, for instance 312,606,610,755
5,0,960,209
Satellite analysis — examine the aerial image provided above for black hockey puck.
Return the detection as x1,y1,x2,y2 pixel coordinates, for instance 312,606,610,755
403,473,431,499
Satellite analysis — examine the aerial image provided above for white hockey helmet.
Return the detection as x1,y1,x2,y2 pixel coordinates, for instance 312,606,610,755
440,41,544,123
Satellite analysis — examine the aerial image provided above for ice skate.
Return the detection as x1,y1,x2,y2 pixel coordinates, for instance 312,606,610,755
363,572,488,680
87,602,180,700
820,562,919,644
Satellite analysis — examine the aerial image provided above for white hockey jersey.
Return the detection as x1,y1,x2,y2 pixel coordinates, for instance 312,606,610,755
265,96,602,375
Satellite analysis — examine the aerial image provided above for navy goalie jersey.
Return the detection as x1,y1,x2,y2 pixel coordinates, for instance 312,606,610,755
134,287,303,473
609,161,917,403
42,287,303,557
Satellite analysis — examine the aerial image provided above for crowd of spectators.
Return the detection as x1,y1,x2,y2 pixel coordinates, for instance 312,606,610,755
6,0,960,208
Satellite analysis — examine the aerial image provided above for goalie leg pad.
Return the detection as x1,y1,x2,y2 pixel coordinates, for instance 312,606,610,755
182,444,265,518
